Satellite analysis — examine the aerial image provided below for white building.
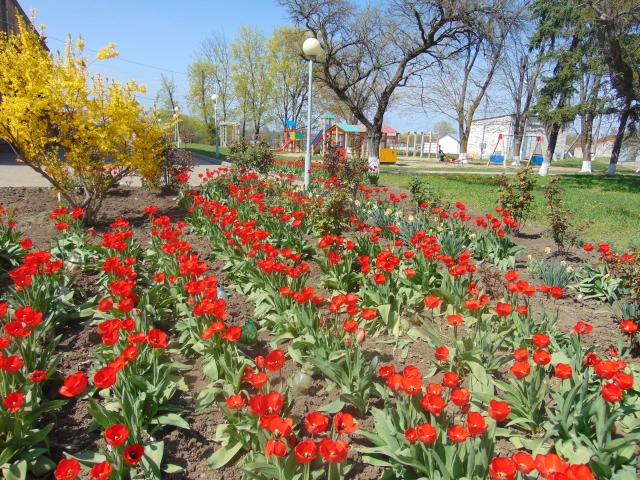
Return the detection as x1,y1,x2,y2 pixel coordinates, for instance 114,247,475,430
467,114,568,162
437,134,460,155
574,133,640,163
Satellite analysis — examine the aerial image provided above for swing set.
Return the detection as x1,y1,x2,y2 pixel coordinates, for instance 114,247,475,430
486,134,545,167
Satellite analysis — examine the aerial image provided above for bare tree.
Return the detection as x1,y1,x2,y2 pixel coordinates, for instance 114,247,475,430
157,74,178,112
498,27,543,162
281,0,503,168
200,32,234,121
417,6,521,157
576,70,605,172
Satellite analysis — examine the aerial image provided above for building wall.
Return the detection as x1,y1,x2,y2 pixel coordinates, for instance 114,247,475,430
467,115,567,161
0,0,29,35
438,135,460,154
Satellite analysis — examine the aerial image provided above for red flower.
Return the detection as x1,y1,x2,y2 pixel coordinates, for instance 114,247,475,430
361,308,376,320
510,361,531,379
343,320,358,333
532,333,549,348
265,438,288,458
373,273,386,284
447,314,462,326
123,444,145,465
416,422,437,443
434,345,449,361
424,295,443,309
334,412,358,434
54,458,81,480
30,370,47,382
535,453,568,477
573,321,592,335
532,349,551,366
319,438,348,463
59,371,88,397
405,427,418,443
466,411,487,436
567,464,595,480
264,349,285,371
554,363,572,380
549,287,564,299
305,411,329,434
447,424,469,443
94,366,117,389
450,387,470,407
619,320,638,334
489,457,516,480
512,452,534,473
442,371,459,388
421,394,446,415
504,271,519,282
513,348,528,361
147,329,168,348
89,461,113,480
3,391,24,412
294,439,317,464
614,371,634,390
602,382,623,403
495,302,512,317
221,325,242,342
105,424,129,447
488,399,511,422
402,374,422,395
226,393,245,409
582,243,594,252
378,365,395,379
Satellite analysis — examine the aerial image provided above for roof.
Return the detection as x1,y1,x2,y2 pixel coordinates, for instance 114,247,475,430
440,134,459,143
381,124,399,134
336,123,366,133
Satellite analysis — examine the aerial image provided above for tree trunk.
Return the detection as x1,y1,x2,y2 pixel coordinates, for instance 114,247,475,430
367,130,382,170
609,108,630,176
539,124,560,176
459,133,469,156
512,116,524,165
579,112,594,173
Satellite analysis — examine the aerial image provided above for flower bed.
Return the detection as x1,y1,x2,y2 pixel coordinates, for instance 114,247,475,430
0,172,638,479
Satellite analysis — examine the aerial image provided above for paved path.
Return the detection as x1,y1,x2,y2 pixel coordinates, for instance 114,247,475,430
0,152,230,187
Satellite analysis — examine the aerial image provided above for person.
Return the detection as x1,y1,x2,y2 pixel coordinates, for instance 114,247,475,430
438,149,445,162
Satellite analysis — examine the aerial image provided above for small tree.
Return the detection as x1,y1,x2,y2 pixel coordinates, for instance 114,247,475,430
543,178,582,252
0,19,169,223
496,167,536,233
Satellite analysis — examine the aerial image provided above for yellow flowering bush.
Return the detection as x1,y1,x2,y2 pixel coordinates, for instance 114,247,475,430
0,19,169,222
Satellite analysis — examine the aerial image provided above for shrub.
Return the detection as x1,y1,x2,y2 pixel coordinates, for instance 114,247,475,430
409,177,442,207
227,140,273,175
0,20,168,223
158,147,195,191
543,178,582,252
496,167,535,232
313,187,353,235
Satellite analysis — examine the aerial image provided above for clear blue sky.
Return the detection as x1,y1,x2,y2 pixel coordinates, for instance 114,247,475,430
24,0,431,132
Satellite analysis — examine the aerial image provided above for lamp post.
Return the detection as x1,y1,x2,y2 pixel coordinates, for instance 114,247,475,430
302,37,323,190
174,106,181,149
211,93,219,160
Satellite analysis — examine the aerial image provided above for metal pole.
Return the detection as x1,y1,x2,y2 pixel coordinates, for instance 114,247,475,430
214,99,219,159
304,59,313,190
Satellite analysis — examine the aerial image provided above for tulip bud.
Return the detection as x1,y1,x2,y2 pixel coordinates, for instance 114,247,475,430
356,328,366,344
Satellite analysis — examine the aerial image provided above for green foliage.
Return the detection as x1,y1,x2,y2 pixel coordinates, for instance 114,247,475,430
313,187,353,235
158,148,195,191
527,257,576,288
543,178,582,252
227,140,273,174
408,177,442,207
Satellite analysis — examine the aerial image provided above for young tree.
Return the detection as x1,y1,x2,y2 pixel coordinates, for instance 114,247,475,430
268,27,309,130
0,19,168,223
157,73,179,112
281,0,502,169
231,26,273,139
576,68,606,172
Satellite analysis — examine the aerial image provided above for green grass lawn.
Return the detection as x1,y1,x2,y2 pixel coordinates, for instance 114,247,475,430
381,172,640,250
183,143,230,161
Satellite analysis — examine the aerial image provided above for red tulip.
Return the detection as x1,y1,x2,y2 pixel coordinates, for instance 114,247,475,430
105,424,129,447
488,399,511,422
602,383,623,403
54,458,81,480
319,438,348,463
123,444,145,465
489,457,516,480
294,439,317,464
305,411,329,434
554,363,572,380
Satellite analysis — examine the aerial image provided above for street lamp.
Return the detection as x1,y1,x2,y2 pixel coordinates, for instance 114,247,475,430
173,106,181,149
302,37,323,190
211,93,219,160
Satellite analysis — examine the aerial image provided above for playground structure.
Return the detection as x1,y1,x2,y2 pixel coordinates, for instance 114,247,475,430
219,122,240,148
486,133,546,167
278,113,400,163
275,120,305,153
401,131,441,158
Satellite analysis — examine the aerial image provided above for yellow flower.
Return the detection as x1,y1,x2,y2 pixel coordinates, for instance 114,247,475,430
96,42,119,60
76,37,85,52
544,247,551,254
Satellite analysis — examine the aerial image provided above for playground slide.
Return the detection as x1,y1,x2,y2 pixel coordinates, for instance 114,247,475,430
311,125,332,152
275,137,295,152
